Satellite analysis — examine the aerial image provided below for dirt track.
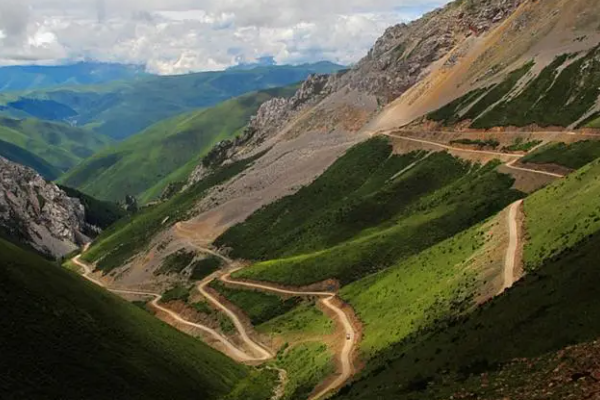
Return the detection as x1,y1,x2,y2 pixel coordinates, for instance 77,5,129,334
381,131,567,178
71,253,255,362
499,200,524,294
73,239,358,400
219,269,357,400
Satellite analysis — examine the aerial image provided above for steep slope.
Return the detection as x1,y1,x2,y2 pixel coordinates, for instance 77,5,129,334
332,157,600,400
0,138,62,180
0,116,112,173
369,0,600,131
59,86,297,203
0,238,269,400
58,185,127,230
221,137,522,285
0,157,87,258
0,63,344,140
0,62,148,91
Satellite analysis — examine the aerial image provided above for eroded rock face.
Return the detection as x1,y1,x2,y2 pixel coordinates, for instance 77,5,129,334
0,157,87,258
338,0,524,102
186,73,342,187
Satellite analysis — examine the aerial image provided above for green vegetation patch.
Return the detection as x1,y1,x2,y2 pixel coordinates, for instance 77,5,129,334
501,137,542,152
429,47,600,129
463,61,534,123
58,185,127,229
155,250,196,276
273,342,335,400
225,369,278,400
449,138,500,149
191,301,214,315
576,111,600,128
82,151,265,274
161,284,192,303
0,238,248,400
218,313,236,334
218,137,425,259
232,154,521,286
341,222,487,357
474,48,600,128
335,230,600,400
427,87,489,126
210,281,301,325
523,158,600,271
521,140,600,170
190,256,223,280
257,303,334,338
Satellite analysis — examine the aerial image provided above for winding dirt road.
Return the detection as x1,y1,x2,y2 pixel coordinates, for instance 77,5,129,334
178,223,358,398
220,270,357,400
71,254,255,362
72,242,357,399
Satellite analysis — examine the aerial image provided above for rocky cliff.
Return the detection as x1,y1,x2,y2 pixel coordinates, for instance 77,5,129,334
0,157,87,258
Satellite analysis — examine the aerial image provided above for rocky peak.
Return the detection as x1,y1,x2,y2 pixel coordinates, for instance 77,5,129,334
339,0,524,102
0,157,87,258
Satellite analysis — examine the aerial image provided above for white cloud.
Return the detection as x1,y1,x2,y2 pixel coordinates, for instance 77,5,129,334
0,0,450,74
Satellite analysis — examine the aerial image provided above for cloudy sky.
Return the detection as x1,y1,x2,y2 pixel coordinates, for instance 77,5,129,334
0,0,449,75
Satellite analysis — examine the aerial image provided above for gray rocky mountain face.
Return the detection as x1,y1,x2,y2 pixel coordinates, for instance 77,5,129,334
0,157,87,258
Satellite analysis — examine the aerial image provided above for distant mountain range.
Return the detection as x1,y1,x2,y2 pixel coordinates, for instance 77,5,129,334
0,62,149,92
0,62,345,140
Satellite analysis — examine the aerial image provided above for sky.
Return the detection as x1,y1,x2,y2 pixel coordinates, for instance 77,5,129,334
0,0,449,75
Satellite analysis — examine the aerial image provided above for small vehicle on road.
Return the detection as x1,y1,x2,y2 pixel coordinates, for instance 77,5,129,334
346,333,351,340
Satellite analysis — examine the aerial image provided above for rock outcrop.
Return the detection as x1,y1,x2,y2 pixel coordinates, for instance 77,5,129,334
0,157,87,258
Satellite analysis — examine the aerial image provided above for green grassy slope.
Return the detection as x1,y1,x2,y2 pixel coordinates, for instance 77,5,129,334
340,222,487,358
0,238,263,400
227,138,522,286
0,116,112,173
0,138,62,179
60,87,296,203
2,63,344,140
210,281,301,325
428,45,600,129
333,156,600,400
58,185,127,229
83,151,266,274
273,342,335,400
521,140,600,170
